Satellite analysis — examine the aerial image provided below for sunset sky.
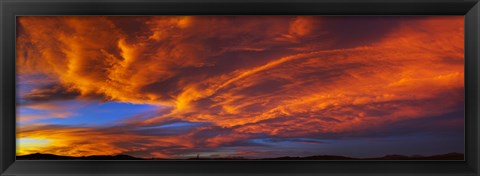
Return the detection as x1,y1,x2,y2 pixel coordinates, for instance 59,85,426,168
16,16,464,159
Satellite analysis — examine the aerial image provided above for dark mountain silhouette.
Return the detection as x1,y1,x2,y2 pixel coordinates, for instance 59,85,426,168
17,153,75,160
17,153,145,160
17,152,464,160
263,155,355,160
187,156,247,160
262,153,464,160
367,152,464,160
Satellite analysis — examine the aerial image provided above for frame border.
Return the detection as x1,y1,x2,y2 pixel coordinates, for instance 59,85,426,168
1,0,479,175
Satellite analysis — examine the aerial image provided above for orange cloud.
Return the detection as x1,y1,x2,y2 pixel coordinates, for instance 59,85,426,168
17,124,193,157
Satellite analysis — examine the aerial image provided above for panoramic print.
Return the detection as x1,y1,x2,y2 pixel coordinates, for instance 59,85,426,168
16,16,464,160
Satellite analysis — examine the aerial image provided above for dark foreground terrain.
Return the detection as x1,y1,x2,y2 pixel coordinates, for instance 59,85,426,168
17,152,464,160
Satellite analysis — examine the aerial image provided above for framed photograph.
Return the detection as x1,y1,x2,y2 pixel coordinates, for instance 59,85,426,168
1,0,479,175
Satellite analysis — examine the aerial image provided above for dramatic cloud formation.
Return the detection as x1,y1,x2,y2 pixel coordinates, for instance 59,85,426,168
16,16,464,159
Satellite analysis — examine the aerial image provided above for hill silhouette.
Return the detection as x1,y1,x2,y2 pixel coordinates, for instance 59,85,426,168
17,153,145,160
17,152,464,160
261,152,464,160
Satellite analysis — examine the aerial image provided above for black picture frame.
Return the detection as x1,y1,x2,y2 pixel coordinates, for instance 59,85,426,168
1,0,479,175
